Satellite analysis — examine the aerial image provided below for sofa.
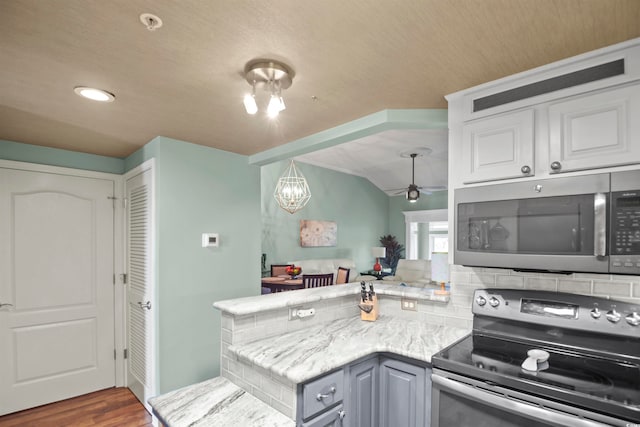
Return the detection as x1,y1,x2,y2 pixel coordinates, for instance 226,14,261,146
286,258,375,284
382,259,436,288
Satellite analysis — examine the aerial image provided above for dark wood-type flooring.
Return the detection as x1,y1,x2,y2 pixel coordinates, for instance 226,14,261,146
0,387,153,427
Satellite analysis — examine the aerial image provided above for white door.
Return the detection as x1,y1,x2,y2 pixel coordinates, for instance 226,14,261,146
125,165,156,412
0,167,115,415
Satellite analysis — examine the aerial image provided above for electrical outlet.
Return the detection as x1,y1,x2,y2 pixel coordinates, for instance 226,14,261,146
401,298,417,311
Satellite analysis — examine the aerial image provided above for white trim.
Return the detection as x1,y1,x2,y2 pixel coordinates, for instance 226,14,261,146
0,159,126,388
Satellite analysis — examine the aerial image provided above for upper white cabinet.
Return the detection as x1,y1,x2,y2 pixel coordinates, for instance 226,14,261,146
548,83,640,173
461,109,534,184
449,38,640,188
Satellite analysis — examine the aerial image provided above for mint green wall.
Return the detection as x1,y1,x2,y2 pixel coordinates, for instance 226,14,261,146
146,137,261,393
0,139,124,173
261,161,389,272
388,191,448,247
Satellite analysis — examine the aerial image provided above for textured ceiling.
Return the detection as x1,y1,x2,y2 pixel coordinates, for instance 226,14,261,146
0,1,639,158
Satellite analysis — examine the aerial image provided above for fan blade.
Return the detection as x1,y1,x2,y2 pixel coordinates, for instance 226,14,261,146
416,185,446,191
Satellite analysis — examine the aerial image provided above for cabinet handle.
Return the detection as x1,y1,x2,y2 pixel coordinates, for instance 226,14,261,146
550,161,562,171
520,165,531,174
316,386,336,401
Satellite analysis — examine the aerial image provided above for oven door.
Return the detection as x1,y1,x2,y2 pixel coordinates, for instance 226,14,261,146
454,173,610,273
431,370,628,427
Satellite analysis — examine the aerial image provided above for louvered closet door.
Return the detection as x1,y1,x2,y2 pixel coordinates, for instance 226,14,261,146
125,167,155,412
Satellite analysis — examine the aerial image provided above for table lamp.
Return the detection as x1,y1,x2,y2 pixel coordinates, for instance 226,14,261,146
371,247,386,272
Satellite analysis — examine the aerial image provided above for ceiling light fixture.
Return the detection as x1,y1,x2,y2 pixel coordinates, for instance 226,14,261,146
73,86,115,102
243,59,294,118
407,153,420,203
274,160,311,214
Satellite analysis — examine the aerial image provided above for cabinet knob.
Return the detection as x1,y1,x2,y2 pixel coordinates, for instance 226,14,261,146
550,161,562,171
338,409,346,420
520,165,531,174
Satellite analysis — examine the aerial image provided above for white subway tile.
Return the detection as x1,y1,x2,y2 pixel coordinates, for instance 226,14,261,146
232,314,256,331
524,277,557,291
496,275,525,288
593,281,631,297
557,280,592,295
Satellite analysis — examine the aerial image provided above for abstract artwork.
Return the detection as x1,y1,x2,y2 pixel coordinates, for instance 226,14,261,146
300,220,337,247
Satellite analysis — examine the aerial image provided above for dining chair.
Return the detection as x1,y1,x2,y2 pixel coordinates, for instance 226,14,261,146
271,264,293,277
302,273,334,288
336,267,350,284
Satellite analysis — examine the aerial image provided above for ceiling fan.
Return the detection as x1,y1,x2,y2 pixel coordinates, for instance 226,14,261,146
386,152,446,201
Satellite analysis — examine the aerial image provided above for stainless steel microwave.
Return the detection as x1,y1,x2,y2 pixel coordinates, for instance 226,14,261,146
454,170,640,275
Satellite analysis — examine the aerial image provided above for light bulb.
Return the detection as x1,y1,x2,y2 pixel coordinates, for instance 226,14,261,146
243,94,258,114
74,86,115,102
267,95,281,118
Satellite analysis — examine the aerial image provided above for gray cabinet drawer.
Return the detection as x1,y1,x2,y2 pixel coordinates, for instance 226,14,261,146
301,403,345,427
303,370,344,419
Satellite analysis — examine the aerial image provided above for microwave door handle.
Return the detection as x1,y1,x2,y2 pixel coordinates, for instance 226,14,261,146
593,193,607,258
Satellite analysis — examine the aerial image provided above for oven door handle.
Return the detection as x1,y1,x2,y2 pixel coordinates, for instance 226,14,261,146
432,374,612,427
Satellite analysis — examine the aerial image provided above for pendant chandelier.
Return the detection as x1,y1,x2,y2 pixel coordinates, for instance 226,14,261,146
274,160,311,214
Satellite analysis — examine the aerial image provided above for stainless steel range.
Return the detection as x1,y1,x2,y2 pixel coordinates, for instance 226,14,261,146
431,289,640,427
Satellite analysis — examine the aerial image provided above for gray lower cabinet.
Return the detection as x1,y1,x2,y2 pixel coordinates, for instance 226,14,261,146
379,358,427,427
298,356,431,427
346,357,379,427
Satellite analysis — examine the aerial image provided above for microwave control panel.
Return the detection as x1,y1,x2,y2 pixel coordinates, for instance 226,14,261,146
610,189,640,274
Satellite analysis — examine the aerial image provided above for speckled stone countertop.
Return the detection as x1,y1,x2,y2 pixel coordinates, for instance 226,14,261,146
229,314,469,384
213,282,450,316
148,376,294,427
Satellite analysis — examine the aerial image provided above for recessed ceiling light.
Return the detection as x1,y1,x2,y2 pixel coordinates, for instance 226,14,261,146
73,86,115,102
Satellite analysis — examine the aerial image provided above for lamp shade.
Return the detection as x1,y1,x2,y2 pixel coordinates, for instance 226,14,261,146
431,252,449,284
371,247,386,258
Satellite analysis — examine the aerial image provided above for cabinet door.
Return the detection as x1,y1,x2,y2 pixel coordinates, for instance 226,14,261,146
379,359,426,427
548,83,640,173
347,358,379,427
302,404,345,427
461,109,535,183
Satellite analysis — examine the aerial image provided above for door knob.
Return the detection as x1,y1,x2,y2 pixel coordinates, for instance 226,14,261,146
137,301,151,310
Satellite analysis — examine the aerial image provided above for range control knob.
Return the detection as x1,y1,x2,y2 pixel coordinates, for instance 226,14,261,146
476,296,487,306
590,307,601,319
626,312,640,326
489,297,500,308
606,308,621,323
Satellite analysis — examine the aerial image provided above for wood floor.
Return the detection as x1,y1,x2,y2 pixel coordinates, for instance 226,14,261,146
0,387,153,427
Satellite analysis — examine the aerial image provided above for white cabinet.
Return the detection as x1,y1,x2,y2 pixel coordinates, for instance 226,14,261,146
461,109,535,183
548,83,640,173
458,83,640,185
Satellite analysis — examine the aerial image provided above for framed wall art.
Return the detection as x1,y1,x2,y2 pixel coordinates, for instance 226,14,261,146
300,220,337,247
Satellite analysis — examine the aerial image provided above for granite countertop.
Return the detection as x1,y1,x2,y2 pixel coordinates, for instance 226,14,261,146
229,314,469,384
214,282,450,316
149,376,294,427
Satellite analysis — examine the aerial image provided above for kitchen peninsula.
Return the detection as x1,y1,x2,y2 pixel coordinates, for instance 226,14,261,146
149,283,469,426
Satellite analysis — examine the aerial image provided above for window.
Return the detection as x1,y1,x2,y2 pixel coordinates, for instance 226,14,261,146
403,210,448,260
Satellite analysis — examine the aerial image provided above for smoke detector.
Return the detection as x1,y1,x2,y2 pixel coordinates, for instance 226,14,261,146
140,13,163,31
